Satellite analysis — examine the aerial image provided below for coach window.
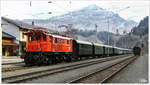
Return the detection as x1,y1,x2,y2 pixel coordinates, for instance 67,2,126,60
43,35,46,41
36,35,41,41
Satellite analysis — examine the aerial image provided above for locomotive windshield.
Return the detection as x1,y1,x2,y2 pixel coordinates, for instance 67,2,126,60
36,35,41,41
28,34,49,41
29,35,41,41
29,35,34,41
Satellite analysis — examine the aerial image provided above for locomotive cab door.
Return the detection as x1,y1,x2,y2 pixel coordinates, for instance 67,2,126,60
52,37,55,52
49,36,53,51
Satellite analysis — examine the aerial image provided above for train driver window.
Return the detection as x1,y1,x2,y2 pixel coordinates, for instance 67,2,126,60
36,35,41,41
43,35,46,41
29,35,34,41
29,35,31,41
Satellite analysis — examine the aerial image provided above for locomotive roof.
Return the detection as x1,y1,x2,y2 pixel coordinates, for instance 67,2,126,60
45,33,73,40
52,34,73,40
76,40,92,45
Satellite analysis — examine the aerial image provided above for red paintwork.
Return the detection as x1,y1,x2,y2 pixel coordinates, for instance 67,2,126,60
25,29,72,53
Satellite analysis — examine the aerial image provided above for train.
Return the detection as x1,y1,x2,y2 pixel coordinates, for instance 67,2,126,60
22,29,132,66
133,46,141,56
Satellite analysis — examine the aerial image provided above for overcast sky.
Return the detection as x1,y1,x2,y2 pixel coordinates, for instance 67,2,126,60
1,0,149,22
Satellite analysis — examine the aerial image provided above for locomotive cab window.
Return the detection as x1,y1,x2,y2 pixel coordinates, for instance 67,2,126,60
29,35,34,41
36,35,41,41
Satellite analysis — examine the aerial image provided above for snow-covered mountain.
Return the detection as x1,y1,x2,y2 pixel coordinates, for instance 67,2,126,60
23,4,137,34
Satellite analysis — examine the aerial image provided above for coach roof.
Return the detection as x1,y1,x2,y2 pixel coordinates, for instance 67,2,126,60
76,40,92,45
103,45,113,48
93,43,105,46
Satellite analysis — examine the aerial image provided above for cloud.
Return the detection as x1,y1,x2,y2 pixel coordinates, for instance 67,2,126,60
1,0,149,22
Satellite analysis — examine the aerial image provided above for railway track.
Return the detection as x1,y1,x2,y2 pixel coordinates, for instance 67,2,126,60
2,62,26,72
2,55,129,73
2,55,130,83
68,56,136,83
2,66,39,73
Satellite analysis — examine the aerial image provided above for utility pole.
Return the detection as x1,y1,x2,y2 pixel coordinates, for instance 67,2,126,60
95,24,98,43
107,17,110,46
107,6,130,49
69,0,72,20
107,16,110,56
69,0,74,39
30,1,32,7
114,29,119,47
106,6,130,56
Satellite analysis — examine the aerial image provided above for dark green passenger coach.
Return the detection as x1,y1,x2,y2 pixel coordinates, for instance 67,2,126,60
93,43,104,56
74,40,93,57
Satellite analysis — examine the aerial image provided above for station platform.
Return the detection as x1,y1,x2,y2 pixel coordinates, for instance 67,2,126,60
2,56,24,65
106,54,148,83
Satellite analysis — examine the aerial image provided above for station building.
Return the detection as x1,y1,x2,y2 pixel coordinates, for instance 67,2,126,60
1,17,38,56
2,31,18,56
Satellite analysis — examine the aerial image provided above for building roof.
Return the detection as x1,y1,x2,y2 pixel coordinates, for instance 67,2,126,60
1,17,56,32
2,31,16,39
1,17,40,30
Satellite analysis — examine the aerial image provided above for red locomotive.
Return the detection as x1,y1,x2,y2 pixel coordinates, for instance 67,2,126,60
24,29,73,65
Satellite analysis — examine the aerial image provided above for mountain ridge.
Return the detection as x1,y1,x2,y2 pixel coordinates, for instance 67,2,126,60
23,4,137,34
